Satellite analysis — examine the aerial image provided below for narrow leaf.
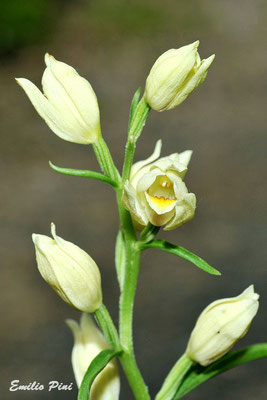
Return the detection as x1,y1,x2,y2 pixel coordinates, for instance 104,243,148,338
115,230,126,291
130,97,150,141
78,349,121,400
141,240,221,275
128,88,141,131
49,161,117,188
174,343,267,399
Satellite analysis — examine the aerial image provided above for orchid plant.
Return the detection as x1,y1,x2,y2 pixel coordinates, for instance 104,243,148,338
17,41,267,400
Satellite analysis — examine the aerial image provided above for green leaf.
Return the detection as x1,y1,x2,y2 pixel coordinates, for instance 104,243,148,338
78,349,121,400
130,97,150,141
128,88,141,131
49,161,117,188
122,96,150,183
115,230,126,291
174,343,267,399
94,305,121,351
141,240,221,275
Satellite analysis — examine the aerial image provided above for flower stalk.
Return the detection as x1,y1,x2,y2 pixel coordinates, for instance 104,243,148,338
156,353,193,400
91,122,150,398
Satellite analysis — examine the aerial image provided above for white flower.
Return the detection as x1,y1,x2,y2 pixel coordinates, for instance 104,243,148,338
66,313,120,399
186,285,260,366
16,54,101,144
144,41,215,111
122,140,196,230
32,224,102,312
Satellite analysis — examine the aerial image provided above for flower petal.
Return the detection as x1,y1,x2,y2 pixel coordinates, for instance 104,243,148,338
16,78,91,144
122,180,148,226
44,54,100,133
136,168,163,193
178,150,193,168
164,192,196,230
130,139,162,187
167,54,215,109
152,151,192,179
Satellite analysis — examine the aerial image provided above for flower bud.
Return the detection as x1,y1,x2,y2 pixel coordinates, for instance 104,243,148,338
66,313,120,399
186,285,259,366
122,140,196,230
32,224,102,312
144,41,215,111
16,54,101,144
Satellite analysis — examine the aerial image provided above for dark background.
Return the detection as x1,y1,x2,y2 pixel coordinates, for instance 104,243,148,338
1,0,266,399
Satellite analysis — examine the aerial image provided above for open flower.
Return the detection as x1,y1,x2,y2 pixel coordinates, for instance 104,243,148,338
32,224,102,312
186,285,260,366
144,41,215,111
122,140,196,230
16,54,101,144
66,313,120,399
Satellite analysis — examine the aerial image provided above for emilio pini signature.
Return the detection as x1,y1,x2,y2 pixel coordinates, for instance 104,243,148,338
9,380,73,392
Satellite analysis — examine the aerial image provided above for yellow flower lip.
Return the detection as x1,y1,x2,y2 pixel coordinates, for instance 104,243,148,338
151,195,176,206
146,192,177,214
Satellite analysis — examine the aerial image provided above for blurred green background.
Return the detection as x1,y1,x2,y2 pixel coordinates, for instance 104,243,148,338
1,0,266,399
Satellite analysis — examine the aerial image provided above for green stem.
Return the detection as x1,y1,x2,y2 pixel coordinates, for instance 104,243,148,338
94,304,121,351
119,239,140,351
90,95,151,398
119,239,150,400
116,190,150,400
156,353,193,400
92,136,120,182
119,352,150,399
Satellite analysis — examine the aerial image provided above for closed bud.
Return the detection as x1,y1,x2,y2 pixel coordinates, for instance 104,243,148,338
32,224,102,312
186,285,259,366
144,41,215,111
122,140,196,230
66,313,120,399
16,54,101,144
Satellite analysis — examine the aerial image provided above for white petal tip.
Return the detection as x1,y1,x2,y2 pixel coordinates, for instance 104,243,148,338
192,40,200,48
203,54,215,68
65,318,76,328
50,222,56,238
15,78,27,87
44,53,55,67
155,139,162,153
207,54,215,63
32,233,37,243
65,319,80,337
242,285,259,300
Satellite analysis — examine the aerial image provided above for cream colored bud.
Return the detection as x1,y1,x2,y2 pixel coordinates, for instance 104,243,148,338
144,41,215,111
122,140,196,230
16,54,101,144
186,285,259,366
66,313,120,399
32,224,102,312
